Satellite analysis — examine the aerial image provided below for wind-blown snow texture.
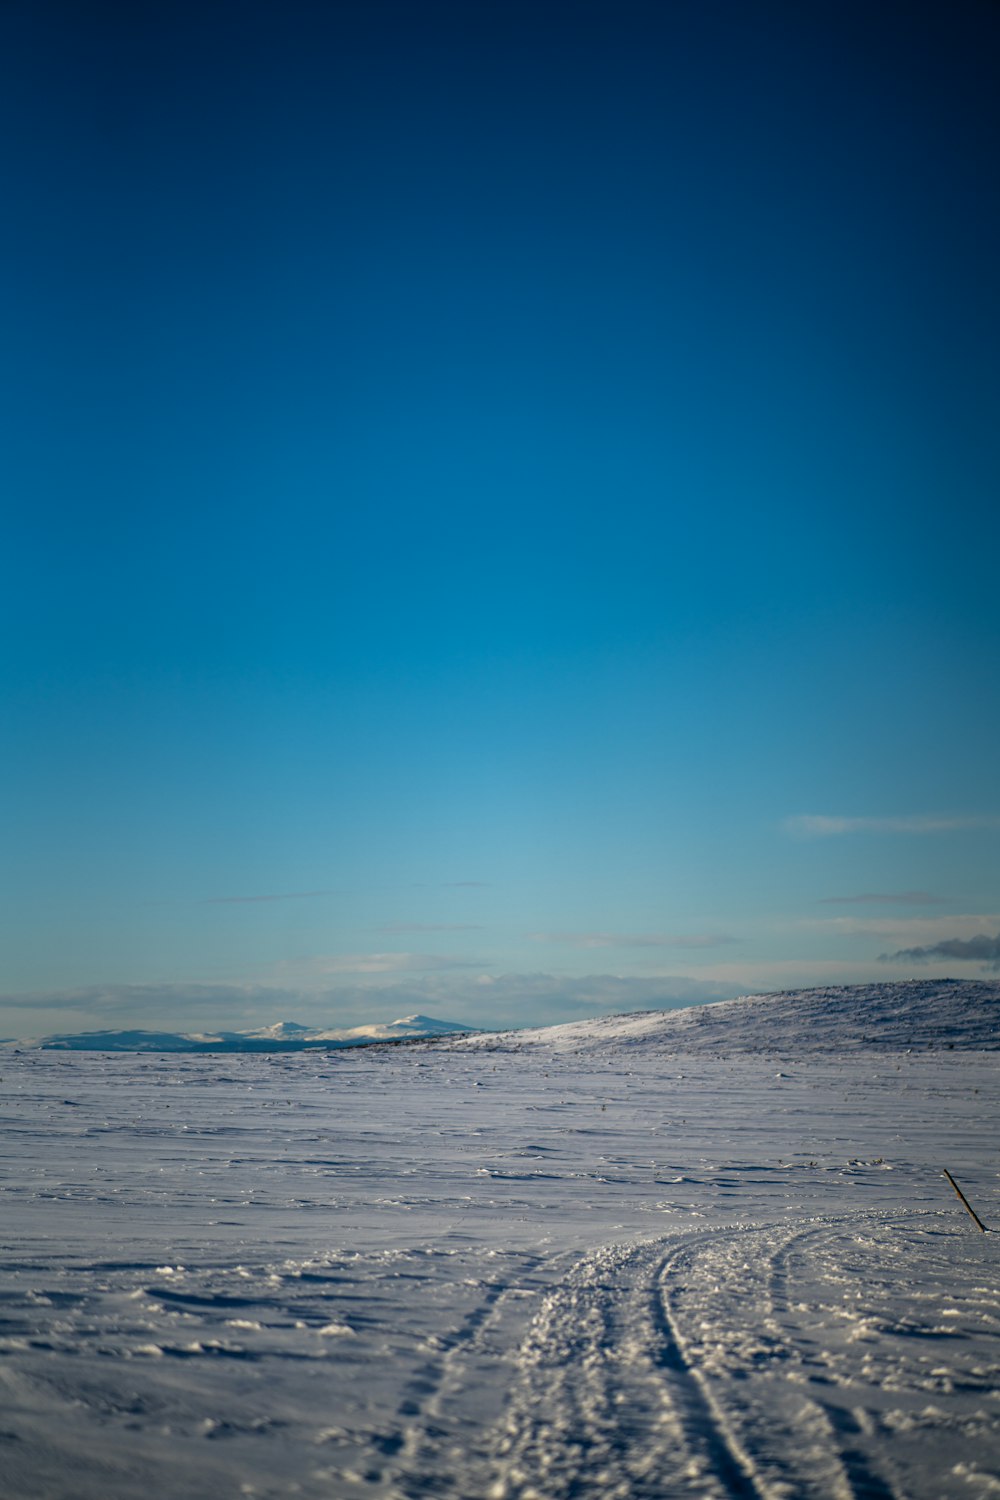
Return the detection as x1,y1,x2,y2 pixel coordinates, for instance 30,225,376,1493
458,978,1000,1056
1,981,998,1499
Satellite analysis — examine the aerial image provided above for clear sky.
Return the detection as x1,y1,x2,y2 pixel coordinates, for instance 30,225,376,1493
2,0,999,1037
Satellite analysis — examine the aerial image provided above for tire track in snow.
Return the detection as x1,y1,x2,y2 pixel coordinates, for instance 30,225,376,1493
382,1256,551,1498
484,1237,764,1499
659,1220,882,1500
763,1226,892,1500
485,1213,932,1500
657,1211,945,1500
391,1277,511,1481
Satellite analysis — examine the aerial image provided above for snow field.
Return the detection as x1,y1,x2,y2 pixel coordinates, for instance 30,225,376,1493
0,1037,998,1497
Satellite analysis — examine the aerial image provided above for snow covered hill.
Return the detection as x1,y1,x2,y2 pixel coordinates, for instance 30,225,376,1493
455,978,1000,1055
12,1013,475,1052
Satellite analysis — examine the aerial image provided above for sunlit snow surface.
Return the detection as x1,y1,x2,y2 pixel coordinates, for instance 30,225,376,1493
2,985,999,1498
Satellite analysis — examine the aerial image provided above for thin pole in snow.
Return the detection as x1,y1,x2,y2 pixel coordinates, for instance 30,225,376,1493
943,1168,989,1232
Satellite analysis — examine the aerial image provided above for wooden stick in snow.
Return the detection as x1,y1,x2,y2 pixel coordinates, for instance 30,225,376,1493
943,1168,989,1232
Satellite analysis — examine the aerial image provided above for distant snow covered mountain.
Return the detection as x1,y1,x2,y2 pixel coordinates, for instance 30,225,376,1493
456,979,1000,1055
12,1014,475,1052
12,981,999,1054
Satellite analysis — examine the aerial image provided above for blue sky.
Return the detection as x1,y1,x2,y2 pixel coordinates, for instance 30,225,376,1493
2,0,999,1036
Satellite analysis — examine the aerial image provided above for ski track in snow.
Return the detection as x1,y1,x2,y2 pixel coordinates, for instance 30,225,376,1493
1,994,999,1499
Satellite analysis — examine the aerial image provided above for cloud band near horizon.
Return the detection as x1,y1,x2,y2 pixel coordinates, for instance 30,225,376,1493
785,815,1000,838
527,931,737,949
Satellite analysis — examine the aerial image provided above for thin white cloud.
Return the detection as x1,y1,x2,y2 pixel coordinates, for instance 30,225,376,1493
784,814,1000,838
528,931,737,949
680,956,975,989
267,952,485,979
205,890,333,904
0,983,283,1015
818,891,942,906
372,923,484,934
439,972,738,1024
797,913,1000,943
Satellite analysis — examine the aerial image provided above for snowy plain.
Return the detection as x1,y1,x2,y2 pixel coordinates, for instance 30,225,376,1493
1,980,998,1499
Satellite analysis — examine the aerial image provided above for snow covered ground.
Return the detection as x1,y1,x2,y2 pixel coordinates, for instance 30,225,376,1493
1,982,998,1498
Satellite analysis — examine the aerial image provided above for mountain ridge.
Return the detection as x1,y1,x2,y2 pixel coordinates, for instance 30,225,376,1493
6,1013,475,1053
